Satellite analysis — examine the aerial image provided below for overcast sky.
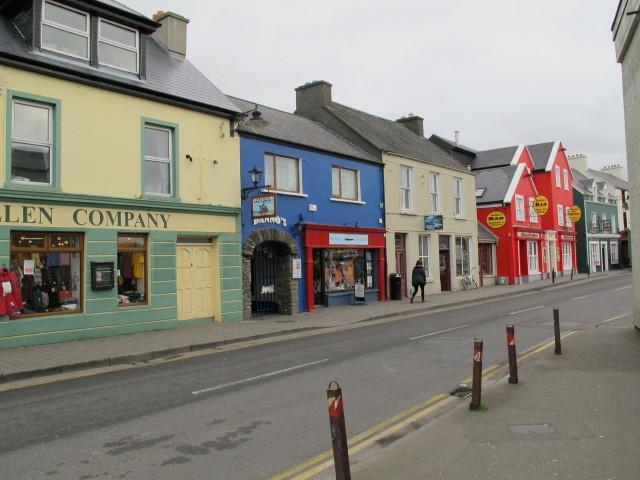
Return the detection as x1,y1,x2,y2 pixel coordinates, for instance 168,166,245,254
127,0,626,175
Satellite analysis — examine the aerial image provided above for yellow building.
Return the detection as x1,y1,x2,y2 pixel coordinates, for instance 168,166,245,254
0,2,242,348
296,81,479,295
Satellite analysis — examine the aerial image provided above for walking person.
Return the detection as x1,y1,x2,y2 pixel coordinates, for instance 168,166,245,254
410,260,427,303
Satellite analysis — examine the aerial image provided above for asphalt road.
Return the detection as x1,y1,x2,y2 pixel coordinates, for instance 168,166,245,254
0,274,632,479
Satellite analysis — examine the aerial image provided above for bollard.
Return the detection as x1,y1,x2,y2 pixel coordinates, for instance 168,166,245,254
553,308,562,355
327,381,351,480
506,324,518,384
552,269,556,284
470,338,483,410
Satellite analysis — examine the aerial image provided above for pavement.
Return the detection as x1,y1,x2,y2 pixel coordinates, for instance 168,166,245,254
0,270,628,384
349,312,640,480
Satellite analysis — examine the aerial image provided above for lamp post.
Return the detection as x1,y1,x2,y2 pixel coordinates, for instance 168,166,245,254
241,166,271,199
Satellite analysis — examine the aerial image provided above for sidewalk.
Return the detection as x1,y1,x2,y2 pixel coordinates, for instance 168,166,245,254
350,314,640,480
0,270,625,383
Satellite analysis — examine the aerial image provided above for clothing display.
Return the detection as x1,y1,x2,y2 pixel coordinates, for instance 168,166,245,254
0,268,23,315
117,252,145,304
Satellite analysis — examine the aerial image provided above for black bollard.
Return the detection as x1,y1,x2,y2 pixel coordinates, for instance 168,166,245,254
506,324,518,384
470,339,483,410
327,381,351,480
553,308,562,355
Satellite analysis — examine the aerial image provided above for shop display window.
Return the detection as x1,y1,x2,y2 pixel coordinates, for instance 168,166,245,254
10,231,83,316
117,234,147,305
321,249,375,293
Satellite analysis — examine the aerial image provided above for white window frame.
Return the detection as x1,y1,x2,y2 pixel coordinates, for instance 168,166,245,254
453,177,464,218
41,0,90,60
591,212,598,230
143,124,173,196
555,165,561,187
611,216,616,233
562,242,572,270
418,234,431,279
563,168,569,190
98,18,140,74
528,241,539,274
515,194,525,221
429,172,440,214
400,165,413,212
610,241,619,264
264,153,303,194
557,205,564,226
528,197,538,223
589,241,600,271
11,99,54,186
565,208,572,228
331,166,361,202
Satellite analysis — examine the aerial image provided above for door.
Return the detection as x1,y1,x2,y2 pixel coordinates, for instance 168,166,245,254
439,250,451,291
252,243,279,313
394,234,407,296
601,242,609,272
589,242,600,273
177,244,214,321
313,249,325,306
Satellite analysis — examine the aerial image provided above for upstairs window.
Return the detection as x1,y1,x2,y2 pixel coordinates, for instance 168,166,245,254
400,165,412,211
555,165,561,188
11,99,54,185
99,19,139,73
515,195,525,221
529,197,538,222
563,169,569,190
264,153,301,193
453,177,464,217
143,124,174,196
42,1,90,60
430,172,440,213
557,205,564,226
331,166,359,201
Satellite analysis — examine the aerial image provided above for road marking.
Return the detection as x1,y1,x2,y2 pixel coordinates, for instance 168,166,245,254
508,305,544,315
615,285,631,291
409,324,469,340
597,312,631,326
191,358,329,395
571,293,594,300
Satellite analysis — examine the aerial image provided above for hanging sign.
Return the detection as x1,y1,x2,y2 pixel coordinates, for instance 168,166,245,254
486,211,506,229
568,205,582,222
252,194,277,219
534,195,549,216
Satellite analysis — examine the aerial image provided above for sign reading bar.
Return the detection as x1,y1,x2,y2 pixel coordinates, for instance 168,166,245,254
329,233,369,246
568,205,582,222
534,195,549,216
486,211,506,229
424,215,444,231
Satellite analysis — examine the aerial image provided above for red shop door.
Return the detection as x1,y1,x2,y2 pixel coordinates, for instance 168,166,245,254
394,233,407,296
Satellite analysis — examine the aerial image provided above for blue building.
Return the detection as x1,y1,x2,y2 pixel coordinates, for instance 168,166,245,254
229,97,386,318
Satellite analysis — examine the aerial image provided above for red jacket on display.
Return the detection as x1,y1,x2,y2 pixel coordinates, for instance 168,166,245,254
0,268,23,315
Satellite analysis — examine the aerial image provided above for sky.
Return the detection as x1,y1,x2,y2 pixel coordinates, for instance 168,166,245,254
126,0,626,176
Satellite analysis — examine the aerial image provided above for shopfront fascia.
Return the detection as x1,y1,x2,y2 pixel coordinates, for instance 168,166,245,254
0,198,241,349
302,224,386,311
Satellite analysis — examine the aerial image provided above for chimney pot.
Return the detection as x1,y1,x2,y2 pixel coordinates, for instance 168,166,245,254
396,115,424,137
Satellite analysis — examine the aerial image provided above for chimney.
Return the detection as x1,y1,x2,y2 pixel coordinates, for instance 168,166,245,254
295,81,333,117
602,163,625,179
153,11,190,57
567,153,588,173
396,115,424,136
454,130,460,145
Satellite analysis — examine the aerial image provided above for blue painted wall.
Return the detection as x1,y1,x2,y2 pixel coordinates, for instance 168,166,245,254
239,135,385,311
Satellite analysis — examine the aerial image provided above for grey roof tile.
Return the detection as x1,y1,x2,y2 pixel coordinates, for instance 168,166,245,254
474,165,518,204
94,0,149,20
473,145,518,170
229,97,378,163
527,142,556,170
477,221,499,242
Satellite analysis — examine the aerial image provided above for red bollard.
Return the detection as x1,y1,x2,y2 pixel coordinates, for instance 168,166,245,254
506,324,518,384
470,338,483,410
553,308,562,355
327,381,351,480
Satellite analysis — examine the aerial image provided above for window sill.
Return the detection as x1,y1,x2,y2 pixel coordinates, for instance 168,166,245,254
5,182,61,193
118,303,148,309
141,194,181,203
263,189,308,198
399,210,416,215
330,197,366,205
454,215,466,220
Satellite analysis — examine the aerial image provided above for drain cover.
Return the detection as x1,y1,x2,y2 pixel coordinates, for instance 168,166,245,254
450,384,472,399
509,423,556,435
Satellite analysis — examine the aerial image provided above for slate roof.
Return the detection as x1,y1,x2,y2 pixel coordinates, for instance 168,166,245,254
477,221,499,242
0,9,239,115
474,165,518,204
429,134,478,154
94,0,149,20
472,146,518,170
527,142,556,171
326,103,469,172
571,168,595,189
588,169,630,191
229,97,378,163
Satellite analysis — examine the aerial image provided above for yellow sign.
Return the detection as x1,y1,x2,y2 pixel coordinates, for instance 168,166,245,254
487,211,507,229
534,195,549,215
568,205,582,222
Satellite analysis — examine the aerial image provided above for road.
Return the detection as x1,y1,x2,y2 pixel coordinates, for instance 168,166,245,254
0,274,632,479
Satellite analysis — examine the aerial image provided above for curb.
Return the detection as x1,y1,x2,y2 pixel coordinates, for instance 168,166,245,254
0,272,623,385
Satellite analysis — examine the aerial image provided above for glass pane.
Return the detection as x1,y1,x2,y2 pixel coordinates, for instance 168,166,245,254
13,102,50,142
118,235,145,249
44,2,87,31
264,156,274,186
324,249,357,291
11,232,45,249
332,168,340,197
144,160,171,194
11,143,51,183
50,234,82,249
118,250,146,304
275,156,298,191
144,127,170,159
341,169,357,199
99,42,138,72
42,24,88,58
100,20,137,47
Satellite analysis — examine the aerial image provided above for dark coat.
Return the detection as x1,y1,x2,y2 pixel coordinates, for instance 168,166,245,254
411,265,427,285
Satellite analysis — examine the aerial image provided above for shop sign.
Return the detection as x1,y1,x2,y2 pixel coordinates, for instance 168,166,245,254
561,235,575,241
517,231,541,239
292,258,302,279
486,211,506,229
568,205,582,222
253,216,288,227
534,196,549,215
354,282,366,304
91,262,115,290
251,194,276,219
329,233,369,246
424,215,443,231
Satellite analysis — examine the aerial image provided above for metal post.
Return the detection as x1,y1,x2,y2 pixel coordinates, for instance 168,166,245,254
327,381,351,480
470,338,483,410
553,308,562,355
552,269,556,284
506,325,518,384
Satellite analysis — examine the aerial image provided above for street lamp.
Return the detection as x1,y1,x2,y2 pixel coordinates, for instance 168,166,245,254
241,166,271,199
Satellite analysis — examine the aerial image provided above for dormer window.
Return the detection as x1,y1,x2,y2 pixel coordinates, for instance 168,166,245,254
98,19,139,73
41,0,90,60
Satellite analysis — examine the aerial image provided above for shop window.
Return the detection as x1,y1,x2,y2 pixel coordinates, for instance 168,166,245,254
453,177,464,217
117,234,146,305
515,195,525,221
610,242,619,264
455,236,471,277
322,249,375,292
430,172,440,213
99,19,139,73
528,241,539,274
418,235,431,278
331,166,359,201
400,165,412,211
562,242,572,270
528,197,538,222
143,123,175,196
479,243,494,276
42,1,90,60
10,231,83,316
264,153,301,193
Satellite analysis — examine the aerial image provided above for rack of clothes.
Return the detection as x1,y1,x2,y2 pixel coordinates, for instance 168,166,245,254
117,252,145,304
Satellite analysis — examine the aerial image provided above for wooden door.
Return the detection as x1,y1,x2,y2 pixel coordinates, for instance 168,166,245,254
439,250,451,291
394,234,407,296
177,244,214,321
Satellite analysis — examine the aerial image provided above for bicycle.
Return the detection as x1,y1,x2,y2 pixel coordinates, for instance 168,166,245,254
461,268,479,290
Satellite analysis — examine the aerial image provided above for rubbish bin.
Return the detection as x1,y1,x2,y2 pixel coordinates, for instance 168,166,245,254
389,274,403,300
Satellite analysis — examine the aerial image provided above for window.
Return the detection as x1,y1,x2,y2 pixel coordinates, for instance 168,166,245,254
555,165,561,187
117,234,146,305
418,235,431,279
557,205,564,226
589,242,600,271
610,241,619,264
591,212,598,230
143,123,174,196
475,188,485,198
42,0,90,60
529,197,538,222
565,208,572,228
264,153,301,193
563,169,569,190
430,172,440,213
321,249,375,291
611,216,616,233
400,166,412,211
515,195,525,221
10,232,83,317
453,177,464,217
455,236,471,277
527,241,539,274
331,166,359,201
562,242,572,270
479,243,494,276
98,19,139,73
10,98,55,185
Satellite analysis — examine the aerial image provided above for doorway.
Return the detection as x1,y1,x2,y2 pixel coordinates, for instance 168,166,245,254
439,235,451,291
177,243,214,321
600,242,609,272
252,242,280,313
394,233,407,296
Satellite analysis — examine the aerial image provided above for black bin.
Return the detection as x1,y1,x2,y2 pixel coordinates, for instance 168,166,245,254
389,274,403,300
